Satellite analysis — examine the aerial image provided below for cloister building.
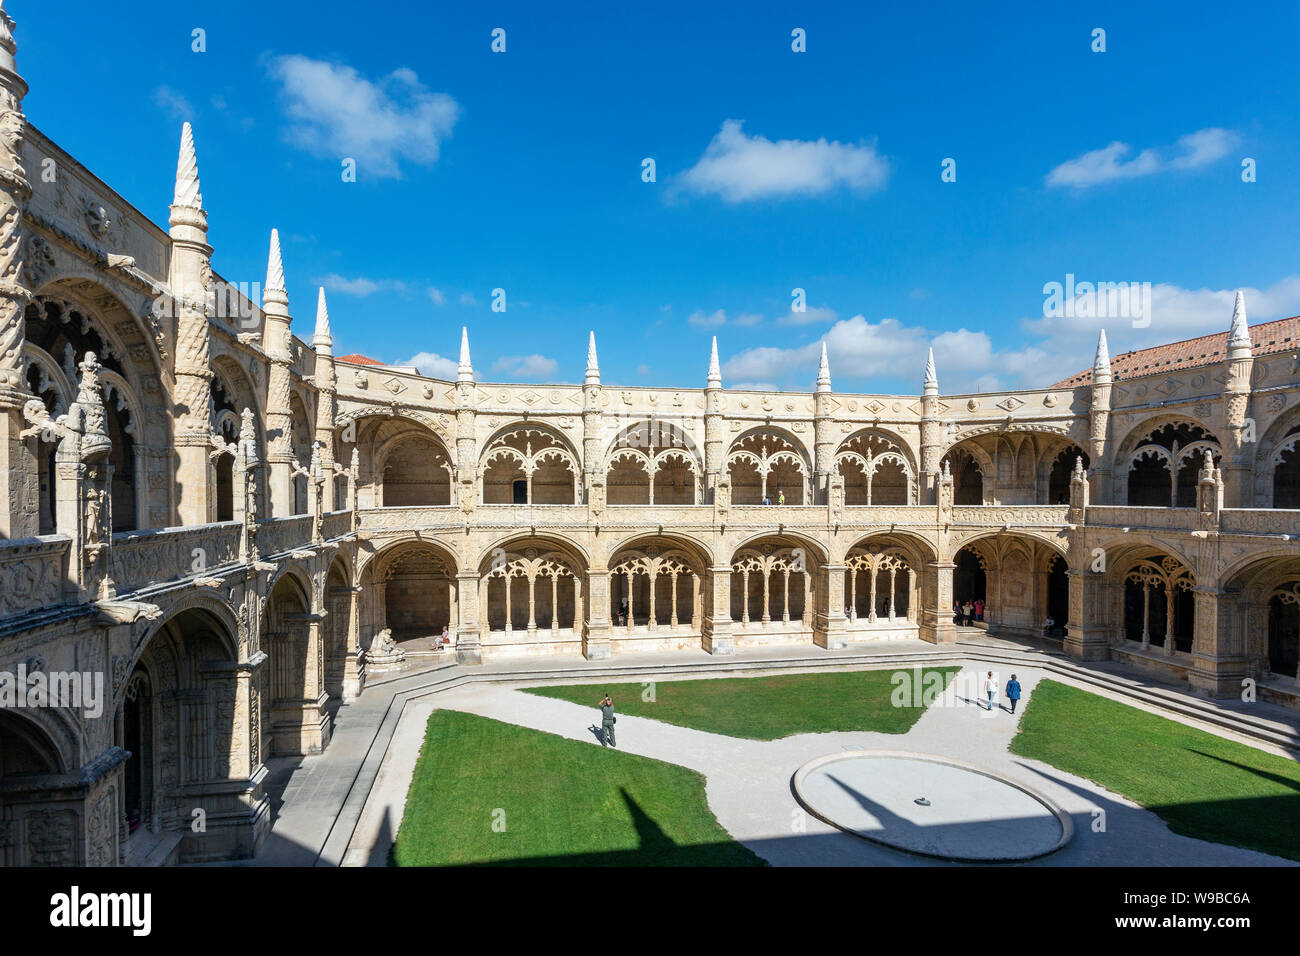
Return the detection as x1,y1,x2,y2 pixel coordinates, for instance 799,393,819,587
0,2,1298,867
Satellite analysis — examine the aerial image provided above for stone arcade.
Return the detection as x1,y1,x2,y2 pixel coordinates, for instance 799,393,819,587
0,1,1299,866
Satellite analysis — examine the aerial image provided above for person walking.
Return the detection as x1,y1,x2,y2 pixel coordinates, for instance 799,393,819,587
1005,674,1022,714
599,693,617,748
983,671,997,711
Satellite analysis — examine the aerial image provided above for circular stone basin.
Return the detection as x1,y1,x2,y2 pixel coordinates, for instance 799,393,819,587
793,751,1072,862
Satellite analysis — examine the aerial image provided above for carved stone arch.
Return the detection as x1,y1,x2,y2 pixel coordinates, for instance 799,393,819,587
608,532,714,573
474,533,591,573
842,528,938,567
727,426,812,504
0,697,80,775
481,422,580,505
1112,414,1222,505
22,342,73,413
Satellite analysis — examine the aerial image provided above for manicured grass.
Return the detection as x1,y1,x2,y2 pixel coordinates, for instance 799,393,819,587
522,667,960,740
1011,680,1300,861
391,709,764,866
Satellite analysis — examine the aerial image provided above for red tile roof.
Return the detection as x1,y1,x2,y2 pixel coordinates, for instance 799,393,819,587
336,353,385,367
1052,316,1300,388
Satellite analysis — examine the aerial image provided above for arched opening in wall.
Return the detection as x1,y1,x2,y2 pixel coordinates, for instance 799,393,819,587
212,408,239,523
263,573,316,758
121,667,154,837
119,607,244,863
382,434,452,506
1268,592,1300,678
953,547,986,621
653,453,696,505
727,431,809,505
729,536,819,644
479,539,585,653
836,431,915,505
0,711,65,866
1048,447,1089,505
1046,555,1069,637
1273,427,1300,508
289,394,313,515
844,535,924,630
383,548,455,647
607,452,650,505
1122,555,1195,652
609,538,706,638
481,426,578,505
323,557,353,697
24,357,65,535
1124,421,1219,508
25,295,156,534
943,448,983,505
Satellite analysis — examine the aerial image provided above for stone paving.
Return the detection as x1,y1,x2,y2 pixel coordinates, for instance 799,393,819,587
348,661,1299,867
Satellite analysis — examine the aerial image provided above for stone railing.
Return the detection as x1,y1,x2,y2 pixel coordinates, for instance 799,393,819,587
949,505,1070,527
0,535,71,620
359,506,462,533
321,511,354,541
113,521,242,594
257,515,315,557
1084,506,1198,532
1219,509,1300,536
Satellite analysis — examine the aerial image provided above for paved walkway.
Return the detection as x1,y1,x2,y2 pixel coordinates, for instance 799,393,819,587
348,661,1298,867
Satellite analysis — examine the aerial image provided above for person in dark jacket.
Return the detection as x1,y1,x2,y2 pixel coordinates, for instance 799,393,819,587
599,694,617,748
1005,675,1022,714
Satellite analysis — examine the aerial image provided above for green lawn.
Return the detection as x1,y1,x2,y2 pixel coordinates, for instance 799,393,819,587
391,709,764,866
1011,680,1300,861
522,666,959,740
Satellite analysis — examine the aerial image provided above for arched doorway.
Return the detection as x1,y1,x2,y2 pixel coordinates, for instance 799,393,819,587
608,536,707,652
729,535,821,646
478,537,585,658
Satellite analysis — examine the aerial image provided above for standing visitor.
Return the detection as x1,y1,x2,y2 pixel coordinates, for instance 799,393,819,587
778,489,785,506
1005,674,1022,714
599,694,617,748
974,599,984,622
984,671,997,711
962,600,974,626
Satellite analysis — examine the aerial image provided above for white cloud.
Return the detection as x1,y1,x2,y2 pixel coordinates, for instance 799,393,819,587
154,86,194,121
318,274,407,296
268,55,459,179
427,287,446,306
688,308,728,328
459,292,478,306
1047,127,1238,189
780,305,837,326
402,351,458,379
494,354,559,379
673,120,889,202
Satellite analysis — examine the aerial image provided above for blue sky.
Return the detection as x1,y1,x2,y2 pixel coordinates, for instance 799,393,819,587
17,0,1300,393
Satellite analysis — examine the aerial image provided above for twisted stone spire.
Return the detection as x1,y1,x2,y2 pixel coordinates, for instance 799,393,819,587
1093,328,1111,381
923,347,938,395
264,228,286,300
314,287,332,352
585,330,599,385
458,326,474,383
173,122,203,210
707,336,721,388
1228,290,1252,357
816,340,831,393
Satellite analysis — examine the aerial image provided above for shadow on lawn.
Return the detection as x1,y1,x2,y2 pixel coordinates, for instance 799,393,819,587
392,789,766,867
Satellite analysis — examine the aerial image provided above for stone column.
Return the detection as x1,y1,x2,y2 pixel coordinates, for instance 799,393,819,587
1188,586,1243,698
813,562,847,649
0,11,35,538
919,560,957,644
584,567,612,659
455,569,482,664
341,584,365,699
701,564,734,654
1063,566,1110,660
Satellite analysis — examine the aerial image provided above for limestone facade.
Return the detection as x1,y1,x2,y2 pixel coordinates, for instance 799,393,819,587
0,0,1299,866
